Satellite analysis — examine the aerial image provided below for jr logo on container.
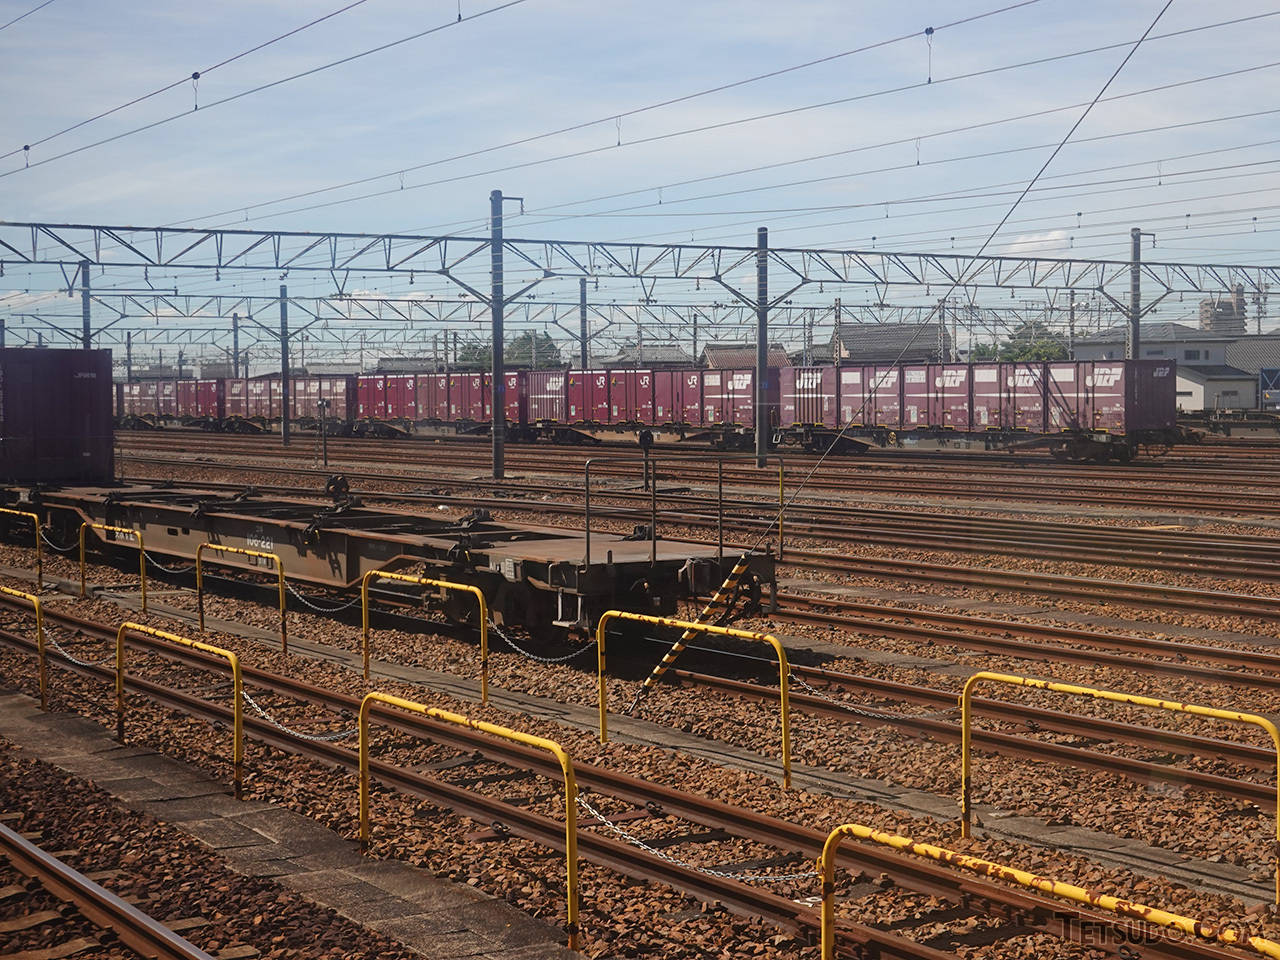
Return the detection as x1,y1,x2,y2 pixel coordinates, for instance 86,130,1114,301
1086,367,1123,388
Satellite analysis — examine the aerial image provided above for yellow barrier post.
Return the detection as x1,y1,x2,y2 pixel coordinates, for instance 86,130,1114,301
818,822,1280,960
80,523,147,613
360,571,489,699
0,508,43,588
358,692,579,949
959,670,1280,903
1,586,46,710
115,621,244,799
196,543,288,654
596,610,792,788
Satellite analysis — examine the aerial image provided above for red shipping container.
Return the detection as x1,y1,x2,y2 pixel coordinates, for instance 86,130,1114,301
226,379,248,418
971,364,1003,429
1046,362,1085,432
247,378,272,419
1001,363,1046,431
681,370,704,426
567,370,609,422
901,366,929,428
317,377,356,421
724,369,763,426
450,373,489,421
701,370,728,424
139,381,160,416
503,371,526,425
781,367,835,427
867,366,901,428
417,373,450,420
196,379,226,419
385,375,416,419
653,370,684,424
609,370,654,424
157,379,178,417
356,376,377,418
527,370,567,422
926,363,971,430
1083,361,1127,433
175,380,197,419
838,366,869,426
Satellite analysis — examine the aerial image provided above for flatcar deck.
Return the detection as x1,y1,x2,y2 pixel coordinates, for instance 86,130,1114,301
12,483,775,632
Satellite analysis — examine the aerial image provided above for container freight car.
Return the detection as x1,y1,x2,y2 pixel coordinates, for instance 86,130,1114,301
114,358,1178,458
777,359,1178,460
2,347,114,484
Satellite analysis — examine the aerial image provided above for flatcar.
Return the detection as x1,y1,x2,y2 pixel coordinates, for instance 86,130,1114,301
114,359,1178,459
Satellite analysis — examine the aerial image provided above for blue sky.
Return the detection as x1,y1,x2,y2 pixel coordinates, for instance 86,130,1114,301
1,0,1278,362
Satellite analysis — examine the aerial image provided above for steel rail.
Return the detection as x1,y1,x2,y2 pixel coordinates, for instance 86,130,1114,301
0,610,1248,959
108,456,1280,584
0,821,217,960
780,663,1277,771
774,594,1280,689
661,668,1276,806
117,438,1280,516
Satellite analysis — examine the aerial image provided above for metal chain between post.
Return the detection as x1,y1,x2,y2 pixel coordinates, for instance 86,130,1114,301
143,550,195,574
241,689,358,742
490,620,595,664
45,634,116,667
577,794,817,883
284,579,361,613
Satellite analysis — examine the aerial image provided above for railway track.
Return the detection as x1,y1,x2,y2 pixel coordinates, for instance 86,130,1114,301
0,821,216,960
118,431,1280,510
104,469,1280,625
0,593,1261,959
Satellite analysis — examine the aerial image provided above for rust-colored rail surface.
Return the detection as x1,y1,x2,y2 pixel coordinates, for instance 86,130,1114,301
0,821,216,960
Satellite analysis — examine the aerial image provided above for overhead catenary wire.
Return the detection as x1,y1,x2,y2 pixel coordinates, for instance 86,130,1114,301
184,11,1278,236
207,54,1280,240
0,0,55,34
735,0,1175,563
172,0,1052,229
0,0,532,180
0,0,375,164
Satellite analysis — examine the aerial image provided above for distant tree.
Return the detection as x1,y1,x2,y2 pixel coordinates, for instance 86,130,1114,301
453,331,563,370
507,331,563,369
970,321,1068,361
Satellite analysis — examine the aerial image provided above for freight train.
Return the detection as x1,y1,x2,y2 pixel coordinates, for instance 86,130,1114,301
115,359,1179,462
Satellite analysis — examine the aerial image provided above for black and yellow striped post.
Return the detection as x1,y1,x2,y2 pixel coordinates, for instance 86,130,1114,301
627,553,753,714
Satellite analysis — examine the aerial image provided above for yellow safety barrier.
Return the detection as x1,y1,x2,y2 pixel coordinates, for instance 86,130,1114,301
115,621,244,799
360,570,489,699
196,543,288,654
0,508,43,588
80,523,147,613
960,670,1280,904
1,586,46,710
597,610,792,788
358,692,579,949
818,822,1280,960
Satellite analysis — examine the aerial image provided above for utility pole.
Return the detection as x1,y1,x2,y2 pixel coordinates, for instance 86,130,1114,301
1068,291,1076,357
232,312,241,378
280,285,291,447
1128,227,1141,360
126,332,133,379
490,189,522,481
579,277,588,368
755,227,769,468
491,190,506,480
80,259,91,348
